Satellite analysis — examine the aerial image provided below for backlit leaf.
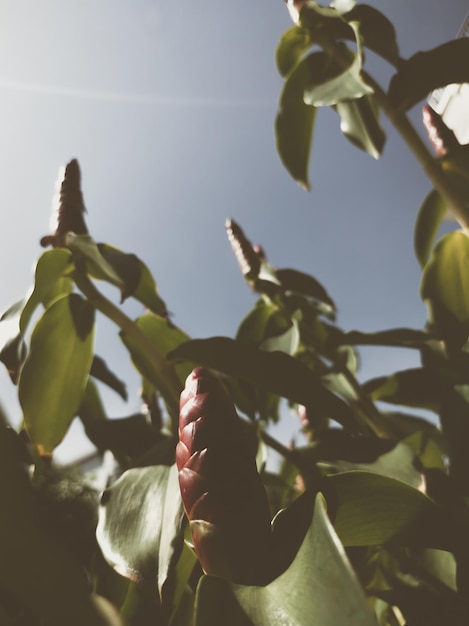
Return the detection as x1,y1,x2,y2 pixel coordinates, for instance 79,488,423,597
19,294,95,455
414,189,447,268
336,95,385,159
276,26,311,77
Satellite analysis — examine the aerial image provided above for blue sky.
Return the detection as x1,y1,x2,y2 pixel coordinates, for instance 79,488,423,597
0,1,467,461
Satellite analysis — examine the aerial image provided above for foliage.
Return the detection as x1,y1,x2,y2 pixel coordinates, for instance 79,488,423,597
1,1,469,624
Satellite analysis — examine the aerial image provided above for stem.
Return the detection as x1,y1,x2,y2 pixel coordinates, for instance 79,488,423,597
72,271,182,420
365,74,469,230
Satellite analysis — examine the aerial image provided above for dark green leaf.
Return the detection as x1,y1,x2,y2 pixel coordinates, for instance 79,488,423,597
275,267,335,310
339,327,430,349
97,465,185,606
275,56,317,190
414,190,447,268
363,367,450,412
18,294,95,455
388,39,469,111
195,494,377,626
335,95,385,158
90,355,127,400
276,26,312,77
302,46,372,107
421,231,469,348
66,233,124,287
169,337,355,427
345,4,400,66
0,427,116,626
440,385,469,494
0,331,27,383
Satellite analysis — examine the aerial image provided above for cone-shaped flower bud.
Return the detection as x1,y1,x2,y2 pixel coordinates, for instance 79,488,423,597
176,367,272,585
40,159,89,248
422,104,459,157
225,218,262,280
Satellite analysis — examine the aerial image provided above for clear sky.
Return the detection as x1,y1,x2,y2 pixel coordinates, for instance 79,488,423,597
0,1,467,461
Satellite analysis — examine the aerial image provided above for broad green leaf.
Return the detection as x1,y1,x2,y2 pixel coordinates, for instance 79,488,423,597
66,233,124,288
97,464,185,608
302,46,373,107
421,231,469,348
0,427,118,626
275,56,317,190
320,441,424,489
169,337,355,427
414,189,447,268
388,39,469,111
329,471,447,549
345,4,400,66
276,26,312,77
363,367,450,412
195,493,377,626
97,243,168,317
19,294,95,455
20,248,74,333
440,145,469,209
336,95,385,159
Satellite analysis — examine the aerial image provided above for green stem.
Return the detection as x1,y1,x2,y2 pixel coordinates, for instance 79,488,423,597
72,271,182,420
365,74,469,230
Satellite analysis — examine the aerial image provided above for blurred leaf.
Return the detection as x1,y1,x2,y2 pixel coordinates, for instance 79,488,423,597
276,26,311,77
0,331,27,383
97,244,168,317
375,411,444,444
404,431,446,471
19,294,95,455
90,355,127,401
330,471,447,549
170,337,355,427
0,427,117,626
415,548,457,592
363,368,450,412
66,233,124,288
388,39,469,111
275,56,317,190
339,327,430,348
336,95,385,158
97,464,185,607
195,493,377,626
440,385,469,494
20,248,74,333
275,267,335,310
414,190,447,269
303,46,373,107
421,231,469,349
345,4,400,66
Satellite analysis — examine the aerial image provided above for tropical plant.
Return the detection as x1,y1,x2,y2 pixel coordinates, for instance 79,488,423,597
1,2,469,624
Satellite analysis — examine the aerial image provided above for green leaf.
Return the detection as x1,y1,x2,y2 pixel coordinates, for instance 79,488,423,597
275,56,317,190
330,471,447,549
120,312,193,389
97,243,168,317
0,427,117,626
414,190,447,268
18,294,95,455
363,367,450,412
20,248,74,333
276,26,312,77
388,39,469,111
66,233,124,288
345,4,400,66
195,493,377,626
97,464,185,607
421,231,469,348
302,46,373,107
335,95,385,159
169,337,355,427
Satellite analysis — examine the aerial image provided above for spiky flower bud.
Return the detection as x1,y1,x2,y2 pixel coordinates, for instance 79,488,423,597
225,218,262,279
422,104,459,157
176,367,272,584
